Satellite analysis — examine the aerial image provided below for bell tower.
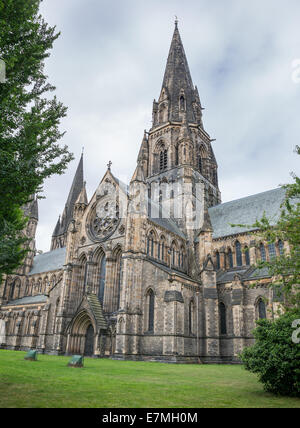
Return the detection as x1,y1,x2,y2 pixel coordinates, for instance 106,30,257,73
138,22,221,239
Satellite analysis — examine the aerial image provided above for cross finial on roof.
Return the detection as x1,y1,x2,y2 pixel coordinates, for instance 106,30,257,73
107,160,112,171
175,15,178,27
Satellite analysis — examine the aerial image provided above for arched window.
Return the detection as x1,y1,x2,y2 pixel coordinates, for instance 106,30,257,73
278,240,284,256
258,298,266,319
180,95,185,111
171,242,177,266
147,231,155,257
227,249,233,268
198,156,203,173
9,280,15,300
260,243,266,261
219,303,227,335
25,280,29,296
215,251,220,270
244,247,250,265
175,146,179,165
159,149,168,171
148,290,155,332
115,251,123,310
268,243,276,260
235,241,242,266
189,300,195,334
98,255,106,303
160,151,164,171
158,236,166,262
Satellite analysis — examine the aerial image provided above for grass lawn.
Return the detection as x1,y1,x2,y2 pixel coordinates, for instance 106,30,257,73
0,349,299,408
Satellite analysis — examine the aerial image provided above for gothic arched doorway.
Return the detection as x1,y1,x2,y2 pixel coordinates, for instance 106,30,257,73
84,324,94,356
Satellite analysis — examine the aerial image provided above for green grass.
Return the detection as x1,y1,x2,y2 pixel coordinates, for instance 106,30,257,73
0,350,299,408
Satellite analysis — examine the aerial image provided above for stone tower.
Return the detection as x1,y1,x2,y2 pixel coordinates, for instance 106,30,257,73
141,22,221,239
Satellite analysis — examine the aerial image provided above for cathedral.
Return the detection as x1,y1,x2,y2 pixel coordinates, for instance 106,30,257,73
0,23,287,363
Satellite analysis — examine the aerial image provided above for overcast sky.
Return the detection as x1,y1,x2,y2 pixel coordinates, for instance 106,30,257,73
36,0,300,252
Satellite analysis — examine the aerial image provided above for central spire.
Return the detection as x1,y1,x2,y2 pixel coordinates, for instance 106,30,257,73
152,22,203,128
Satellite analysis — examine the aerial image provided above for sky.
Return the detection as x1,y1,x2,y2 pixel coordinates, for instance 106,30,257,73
36,0,300,252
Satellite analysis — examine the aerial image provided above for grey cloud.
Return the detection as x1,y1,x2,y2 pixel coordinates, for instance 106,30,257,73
36,0,300,252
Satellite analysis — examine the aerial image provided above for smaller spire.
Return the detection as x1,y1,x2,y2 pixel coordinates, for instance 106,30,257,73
107,160,112,171
30,197,39,221
131,161,146,184
75,182,88,205
52,215,61,237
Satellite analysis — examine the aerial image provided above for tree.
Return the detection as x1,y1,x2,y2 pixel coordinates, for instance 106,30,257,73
232,147,300,309
237,148,300,396
240,309,300,397
0,0,73,281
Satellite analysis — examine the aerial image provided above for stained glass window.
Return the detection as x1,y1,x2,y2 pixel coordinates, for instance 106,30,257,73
219,303,227,335
148,290,155,332
258,299,266,319
260,244,266,261
245,247,250,265
98,256,106,303
268,243,276,260
236,241,242,266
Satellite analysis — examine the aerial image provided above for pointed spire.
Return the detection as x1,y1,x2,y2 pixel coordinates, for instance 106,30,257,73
52,215,61,237
59,154,84,235
137,130,149,162
75,181,88,205
154,22,203,127
162,23,194,93
30,197,39,221
131,161,146,184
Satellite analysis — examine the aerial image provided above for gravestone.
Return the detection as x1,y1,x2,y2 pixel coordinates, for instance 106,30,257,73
68,355,84,368
24,350,37,361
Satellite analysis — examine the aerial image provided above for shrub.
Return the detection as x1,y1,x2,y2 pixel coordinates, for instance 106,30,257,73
240,310,300,397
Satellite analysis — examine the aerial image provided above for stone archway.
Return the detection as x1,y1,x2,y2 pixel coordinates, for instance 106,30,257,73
66,310,96,356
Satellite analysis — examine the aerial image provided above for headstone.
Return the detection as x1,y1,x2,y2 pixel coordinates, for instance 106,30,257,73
24,350,37,361
68,355,84,368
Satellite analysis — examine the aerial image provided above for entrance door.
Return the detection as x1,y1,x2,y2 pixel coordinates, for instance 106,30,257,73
84,324,94,356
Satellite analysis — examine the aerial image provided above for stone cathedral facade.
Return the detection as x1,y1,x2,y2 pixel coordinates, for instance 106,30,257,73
0,24,287,363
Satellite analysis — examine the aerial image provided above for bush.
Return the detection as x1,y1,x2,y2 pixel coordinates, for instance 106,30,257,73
240,310,300,397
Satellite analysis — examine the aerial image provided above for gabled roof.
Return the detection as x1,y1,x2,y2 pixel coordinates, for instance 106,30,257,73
209,187,287,239
29,247,66,275
217,265,272,284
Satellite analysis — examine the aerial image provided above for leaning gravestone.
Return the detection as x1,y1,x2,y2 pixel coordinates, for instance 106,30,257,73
68,355,84,368
24,350,37,361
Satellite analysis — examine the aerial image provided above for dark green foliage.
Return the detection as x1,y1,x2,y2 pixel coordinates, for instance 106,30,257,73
0,0,73,280
240,310,300,397
231,147,300,308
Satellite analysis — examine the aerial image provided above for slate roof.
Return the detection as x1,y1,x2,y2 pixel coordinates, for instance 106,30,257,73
6,294,48,306
86,294,107,331
217,266,272,284
150,216,186,239
149,259,198,283
29,247,66,275
208,187,287,239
